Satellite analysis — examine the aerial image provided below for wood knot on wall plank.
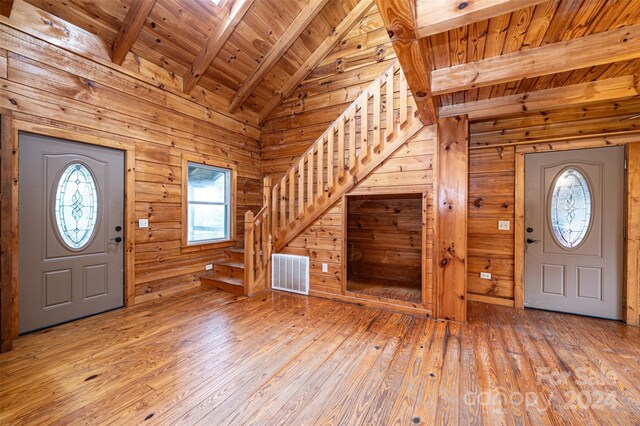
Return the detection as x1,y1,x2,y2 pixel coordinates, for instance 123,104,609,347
440,242,466,269
446,243,456,256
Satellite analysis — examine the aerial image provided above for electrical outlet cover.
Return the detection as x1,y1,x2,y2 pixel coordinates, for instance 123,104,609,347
138,218,149,228
498,220,511,231
480,272,492,280
205,264,213,271
322,263,328,273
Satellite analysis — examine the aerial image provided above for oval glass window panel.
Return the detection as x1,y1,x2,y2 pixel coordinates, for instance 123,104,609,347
550,168,592,248
54,163,99,249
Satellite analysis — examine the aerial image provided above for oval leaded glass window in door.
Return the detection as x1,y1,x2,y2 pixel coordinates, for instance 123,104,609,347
549,168,592,249
54,163,99,249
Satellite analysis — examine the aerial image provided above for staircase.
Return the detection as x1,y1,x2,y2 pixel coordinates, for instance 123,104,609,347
201,247,246,296
269,59,423,251
201,180,272,297
207,59,424,296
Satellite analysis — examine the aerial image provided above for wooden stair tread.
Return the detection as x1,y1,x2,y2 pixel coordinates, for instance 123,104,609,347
225,247,245,254
201,274,243,286
201,273,244,296
216,261,244,269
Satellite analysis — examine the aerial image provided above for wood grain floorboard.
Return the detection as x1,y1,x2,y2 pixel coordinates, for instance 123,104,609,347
1,288,639,425
347,279,423,303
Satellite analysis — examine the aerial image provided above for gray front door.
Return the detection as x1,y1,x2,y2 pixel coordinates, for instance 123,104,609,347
524,146,624,320
18,133,124,333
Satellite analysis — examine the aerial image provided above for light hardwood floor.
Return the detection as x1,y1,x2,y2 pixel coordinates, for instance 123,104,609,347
348,279,423,303
1,288,639,425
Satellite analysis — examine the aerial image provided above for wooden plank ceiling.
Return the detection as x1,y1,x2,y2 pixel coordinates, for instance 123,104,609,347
21,0,370,121
19,0,640,126
375,0,640,118
422,0,640,107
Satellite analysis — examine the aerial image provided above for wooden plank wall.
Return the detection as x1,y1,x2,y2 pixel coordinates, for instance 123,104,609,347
347,194,423,285
467,97,640,311
281,202,344,295
0,5,261,304
261,9,395,180
467,146,515,303
280,126,436,313
469,97,640,150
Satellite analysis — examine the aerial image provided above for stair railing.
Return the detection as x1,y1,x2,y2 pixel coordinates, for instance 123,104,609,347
243,176,272,296
270,59,417,250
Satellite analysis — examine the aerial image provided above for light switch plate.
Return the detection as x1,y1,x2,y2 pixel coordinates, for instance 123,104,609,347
322,263,328,273
138,218,149,228
205,264,213,271
498,220,511,231
480,272,492,280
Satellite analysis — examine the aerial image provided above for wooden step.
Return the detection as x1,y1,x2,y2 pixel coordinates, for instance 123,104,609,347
224,247,244,263
201,273,244,296
213,262,244,280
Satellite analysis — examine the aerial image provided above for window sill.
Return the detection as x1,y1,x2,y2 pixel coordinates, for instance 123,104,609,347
181,239,238,253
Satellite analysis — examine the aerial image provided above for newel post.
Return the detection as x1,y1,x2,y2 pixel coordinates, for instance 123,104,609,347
244,210,255,296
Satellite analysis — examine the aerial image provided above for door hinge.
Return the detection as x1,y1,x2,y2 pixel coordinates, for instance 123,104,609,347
624,158,627,170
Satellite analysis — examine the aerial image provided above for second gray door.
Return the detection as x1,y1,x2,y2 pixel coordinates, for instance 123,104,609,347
524,146,624,320
18,133,125,333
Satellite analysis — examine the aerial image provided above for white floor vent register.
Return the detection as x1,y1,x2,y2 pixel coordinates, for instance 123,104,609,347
271,253,309,295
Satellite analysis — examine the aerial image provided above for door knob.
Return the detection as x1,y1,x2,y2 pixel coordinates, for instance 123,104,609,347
110,236,122,243
526,238,540,244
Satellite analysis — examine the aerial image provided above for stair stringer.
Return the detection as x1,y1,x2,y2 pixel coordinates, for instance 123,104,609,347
273,116,426,252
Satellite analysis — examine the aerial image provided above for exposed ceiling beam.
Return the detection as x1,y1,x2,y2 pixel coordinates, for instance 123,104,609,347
111,0,157,65
432,24,640,95
415,0,548,38
0,0,13,18
376,0,437,125
257,0,375,124
228,0,330,113
183,0,255,94
440,75,640,120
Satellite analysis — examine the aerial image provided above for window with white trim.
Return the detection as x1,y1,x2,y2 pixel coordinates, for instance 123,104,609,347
186,162,231,244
